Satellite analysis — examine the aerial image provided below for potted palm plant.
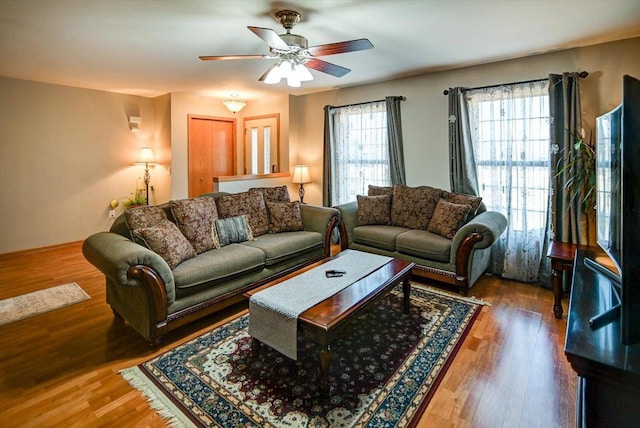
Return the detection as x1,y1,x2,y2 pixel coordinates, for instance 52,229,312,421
555,131,596,213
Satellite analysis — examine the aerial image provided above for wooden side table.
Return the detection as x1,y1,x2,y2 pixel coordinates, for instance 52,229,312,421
547,241,582,319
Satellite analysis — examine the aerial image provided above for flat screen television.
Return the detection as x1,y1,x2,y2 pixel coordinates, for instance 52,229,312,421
585,74,640,345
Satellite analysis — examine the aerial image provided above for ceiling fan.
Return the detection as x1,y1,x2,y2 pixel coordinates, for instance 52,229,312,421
199,10,374,87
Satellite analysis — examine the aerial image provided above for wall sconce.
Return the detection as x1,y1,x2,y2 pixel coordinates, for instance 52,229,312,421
135,147,156,205
129,116,141,132
223,95,246,113
292,165,311,204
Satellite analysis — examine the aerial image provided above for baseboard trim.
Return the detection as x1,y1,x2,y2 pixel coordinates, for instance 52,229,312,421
0,240,83,259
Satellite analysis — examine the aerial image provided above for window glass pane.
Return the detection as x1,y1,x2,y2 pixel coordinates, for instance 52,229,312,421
263,126,271,174
251,128,258,174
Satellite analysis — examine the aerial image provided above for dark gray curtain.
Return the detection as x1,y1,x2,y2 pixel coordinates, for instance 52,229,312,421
448,87,479,195
322,105,333,207
386,96,406,185
549,73,587,245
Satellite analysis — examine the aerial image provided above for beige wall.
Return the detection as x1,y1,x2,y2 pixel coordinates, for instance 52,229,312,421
1,37,638,254
0,77,170,254
290,37,640,206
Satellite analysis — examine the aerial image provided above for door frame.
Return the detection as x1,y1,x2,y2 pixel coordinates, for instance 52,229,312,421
242,113,280,175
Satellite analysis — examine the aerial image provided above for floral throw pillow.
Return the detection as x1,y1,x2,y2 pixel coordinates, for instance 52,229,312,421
368,185,394,197
442,191,483,217
266,201,304,233
216,191,269,236
170,197,218,254
357,194,392,225
249,186,291,203
213,215,254,247
133,220,196,269
390,185,442,230
427,199,473,239
125,205,166,230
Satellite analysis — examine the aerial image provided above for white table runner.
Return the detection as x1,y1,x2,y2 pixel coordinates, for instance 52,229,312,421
248,250,393,360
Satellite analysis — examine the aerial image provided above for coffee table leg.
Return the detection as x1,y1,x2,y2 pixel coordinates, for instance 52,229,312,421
403,277,411,313
319,342,331,395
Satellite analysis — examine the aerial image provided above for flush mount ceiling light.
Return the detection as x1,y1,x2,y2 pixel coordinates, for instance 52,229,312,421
199,9,373,88
223,95,246,113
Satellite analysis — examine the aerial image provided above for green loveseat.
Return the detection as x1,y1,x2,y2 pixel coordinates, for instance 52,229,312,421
335,185,507,295
83,187,340,345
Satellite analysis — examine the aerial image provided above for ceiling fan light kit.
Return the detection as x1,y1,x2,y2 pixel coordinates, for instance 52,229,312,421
265,61,314,87
199,10,373,87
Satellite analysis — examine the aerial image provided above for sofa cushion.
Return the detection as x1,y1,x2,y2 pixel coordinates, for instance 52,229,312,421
390,185,442,230
442,191,483,217
357,194,392,225
170,197,219,254
427,199,473,239
353,225,410,252
250,186,290,202
266,201,304,233
396,229,452,263
213,215,254,248
240,231,323,265
172,243,266,290
368,184,394,197
132,219,197,269
216,191,269,236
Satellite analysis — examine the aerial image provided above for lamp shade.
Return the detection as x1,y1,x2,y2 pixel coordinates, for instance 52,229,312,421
292,165,311,184
137,147,155,164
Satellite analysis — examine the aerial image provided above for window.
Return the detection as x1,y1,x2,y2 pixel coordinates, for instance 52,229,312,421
329,101,391,205
468,81,550,231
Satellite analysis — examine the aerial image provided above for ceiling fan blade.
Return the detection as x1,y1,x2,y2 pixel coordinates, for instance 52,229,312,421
307,38,373,56
248,26,289,50
258,63,278,82
305,58,351,77
199,54,266,61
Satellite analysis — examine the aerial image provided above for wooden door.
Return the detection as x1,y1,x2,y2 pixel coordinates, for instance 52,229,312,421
188,115,236,197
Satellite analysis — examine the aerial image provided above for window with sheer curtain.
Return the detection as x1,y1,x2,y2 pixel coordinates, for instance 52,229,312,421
329,101,391,205
466,80,550,282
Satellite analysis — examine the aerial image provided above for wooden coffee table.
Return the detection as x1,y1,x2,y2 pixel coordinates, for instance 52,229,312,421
245,252,414,395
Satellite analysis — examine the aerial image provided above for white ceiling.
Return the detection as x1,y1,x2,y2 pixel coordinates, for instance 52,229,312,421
1,0,639,100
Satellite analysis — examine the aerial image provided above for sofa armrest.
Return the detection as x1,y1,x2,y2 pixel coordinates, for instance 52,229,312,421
300,204,341,256
450,211,508,263
334,201,359,248
82,232,176,305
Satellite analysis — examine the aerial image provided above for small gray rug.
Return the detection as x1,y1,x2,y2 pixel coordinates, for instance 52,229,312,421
0,282,90,325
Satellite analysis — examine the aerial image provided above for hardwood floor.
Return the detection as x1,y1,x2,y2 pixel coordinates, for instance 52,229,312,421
0,242,576,427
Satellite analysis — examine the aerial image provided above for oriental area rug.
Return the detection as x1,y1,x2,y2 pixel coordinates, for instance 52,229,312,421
121,285,485,427
0,282,90,326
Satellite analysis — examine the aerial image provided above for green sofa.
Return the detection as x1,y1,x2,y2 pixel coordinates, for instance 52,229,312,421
335,185,507,295
83,188,340,345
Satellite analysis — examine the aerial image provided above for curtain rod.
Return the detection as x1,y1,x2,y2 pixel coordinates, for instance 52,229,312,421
442,71,588,95
328,96,406,109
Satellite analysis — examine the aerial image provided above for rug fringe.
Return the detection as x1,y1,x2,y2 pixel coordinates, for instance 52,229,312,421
412,283,492,307
120,367,195,428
